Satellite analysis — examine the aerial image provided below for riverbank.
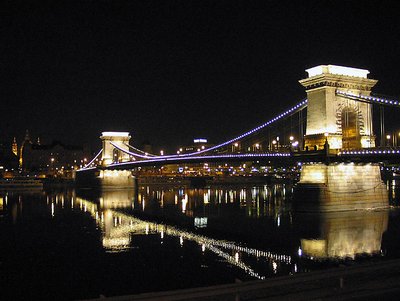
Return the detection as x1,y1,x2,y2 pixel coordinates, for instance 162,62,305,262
82,259,400,301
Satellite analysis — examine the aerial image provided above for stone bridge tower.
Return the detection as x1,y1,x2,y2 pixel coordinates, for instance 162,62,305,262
100,132,131,166
299,65,377,150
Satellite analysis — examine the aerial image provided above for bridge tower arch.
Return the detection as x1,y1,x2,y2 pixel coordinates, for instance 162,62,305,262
299,65,377,150
100,132,131,166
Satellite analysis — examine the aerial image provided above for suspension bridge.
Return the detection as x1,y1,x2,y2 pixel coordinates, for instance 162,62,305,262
76,64,400,211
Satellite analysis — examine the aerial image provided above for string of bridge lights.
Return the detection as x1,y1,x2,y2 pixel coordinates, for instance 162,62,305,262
336,90,400,107
111,98,309,162
124,143,158,157
108,152,291,168
109,142,154,159
81,148,103,169
80,91,399,171
180,98,308,157
340,149,400,155
80,98,308,169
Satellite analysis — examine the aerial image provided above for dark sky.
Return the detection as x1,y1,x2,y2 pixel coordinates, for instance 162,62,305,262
2,0,400,152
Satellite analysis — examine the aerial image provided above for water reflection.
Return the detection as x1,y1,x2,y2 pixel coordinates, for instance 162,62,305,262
297,210,388,260
72,184,394,275
132,184,290,221
1,180,397,289
388,179,400,205
75,189,292,280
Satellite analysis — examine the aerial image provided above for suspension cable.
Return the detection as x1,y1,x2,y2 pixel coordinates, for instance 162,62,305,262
80,148,103,170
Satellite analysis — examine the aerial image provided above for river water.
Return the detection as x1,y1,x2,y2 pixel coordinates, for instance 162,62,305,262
1,181,399,300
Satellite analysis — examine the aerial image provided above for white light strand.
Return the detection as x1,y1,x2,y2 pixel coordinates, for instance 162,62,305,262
108,152,291,168
125,98,308,161
92,99,308,163
78,149,103,170
340,149,400,155
110,142,153,159
181,99,308,157
124,143,158,157
336,90,400,107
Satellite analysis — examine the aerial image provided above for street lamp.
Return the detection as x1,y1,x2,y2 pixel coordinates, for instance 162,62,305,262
232,142,239,153
50,157,55,174
386,134,391,147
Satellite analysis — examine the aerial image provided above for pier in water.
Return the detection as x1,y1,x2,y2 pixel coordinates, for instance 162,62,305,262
1,180,400,300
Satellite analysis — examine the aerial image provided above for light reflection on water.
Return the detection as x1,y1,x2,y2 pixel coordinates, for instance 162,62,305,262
74,185,392,262
75,186,294,280
1,180,399,299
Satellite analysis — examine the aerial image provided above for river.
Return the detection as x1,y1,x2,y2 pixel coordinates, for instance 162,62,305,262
0,181,399,300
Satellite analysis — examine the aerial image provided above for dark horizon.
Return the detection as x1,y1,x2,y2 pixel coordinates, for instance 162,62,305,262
2,0,400,153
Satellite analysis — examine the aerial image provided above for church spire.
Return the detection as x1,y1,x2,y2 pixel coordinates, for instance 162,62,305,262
24,129,30,142
12,137,18,156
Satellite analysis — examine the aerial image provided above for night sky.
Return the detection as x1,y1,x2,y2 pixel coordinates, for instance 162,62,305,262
2,0,400,153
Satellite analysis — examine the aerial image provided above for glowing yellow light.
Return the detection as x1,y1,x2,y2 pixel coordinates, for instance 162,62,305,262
306,65,370,78
272,261,277,273
182,196,187,213
101,132,130,137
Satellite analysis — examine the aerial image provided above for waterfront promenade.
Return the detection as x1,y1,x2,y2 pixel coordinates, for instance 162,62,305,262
83,259,400,301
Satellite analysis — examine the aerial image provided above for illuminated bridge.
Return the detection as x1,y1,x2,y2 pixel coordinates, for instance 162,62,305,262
77,65,400,211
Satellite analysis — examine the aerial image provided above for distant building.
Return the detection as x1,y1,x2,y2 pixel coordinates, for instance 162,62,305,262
22,140,89,177
0,141,19,173
177,138,213,154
